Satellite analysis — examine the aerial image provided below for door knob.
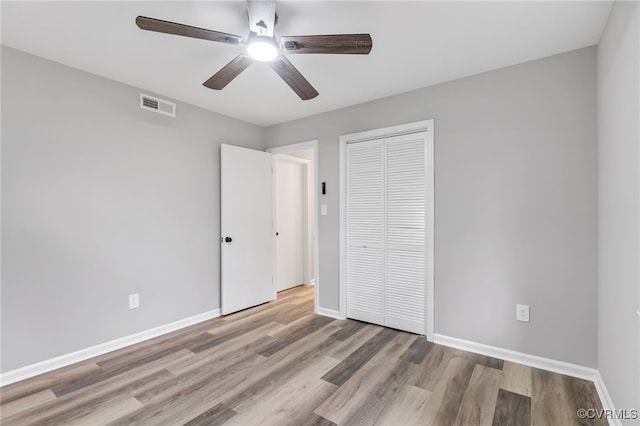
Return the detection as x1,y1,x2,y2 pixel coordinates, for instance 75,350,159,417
225,236,232,243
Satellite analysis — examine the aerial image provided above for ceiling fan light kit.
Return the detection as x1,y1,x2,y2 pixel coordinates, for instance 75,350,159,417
135,0,372,100
246,34,278,62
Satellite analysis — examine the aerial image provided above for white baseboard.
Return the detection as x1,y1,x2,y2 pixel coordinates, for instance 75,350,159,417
434,333,598,381
592,371,622,426
0,309,220,387
316,306,342,319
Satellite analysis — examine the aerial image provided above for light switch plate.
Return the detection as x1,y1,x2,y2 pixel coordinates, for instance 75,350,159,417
320,204,328,215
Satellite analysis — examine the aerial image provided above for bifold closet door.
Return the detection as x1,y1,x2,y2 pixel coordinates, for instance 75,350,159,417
346,139,385,326
385,133,427,334
346,132,427,335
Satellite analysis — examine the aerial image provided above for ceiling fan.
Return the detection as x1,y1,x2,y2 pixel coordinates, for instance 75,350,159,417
136,1,372,100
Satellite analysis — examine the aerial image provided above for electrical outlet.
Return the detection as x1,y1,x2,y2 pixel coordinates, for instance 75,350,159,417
516,304,529,322
129,293,139,310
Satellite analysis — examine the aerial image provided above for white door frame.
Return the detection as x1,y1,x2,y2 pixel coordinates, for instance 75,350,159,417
268,141,319,314
339,120,435,341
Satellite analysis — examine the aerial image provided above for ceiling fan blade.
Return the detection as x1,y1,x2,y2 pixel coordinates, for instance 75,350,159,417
136,16,242,45
203,54,254,90
269,56,318,100
247,0,276,37
280,34,372,54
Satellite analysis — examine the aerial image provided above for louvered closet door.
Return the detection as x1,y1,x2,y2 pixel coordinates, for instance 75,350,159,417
346,139,385,326
385,132,427,334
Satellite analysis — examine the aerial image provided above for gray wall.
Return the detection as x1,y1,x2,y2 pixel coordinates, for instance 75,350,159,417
597,0,640,415
265,47,598,367
1,47,264,372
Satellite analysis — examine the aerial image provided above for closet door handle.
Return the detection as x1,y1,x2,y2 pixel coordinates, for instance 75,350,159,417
225,236,232,243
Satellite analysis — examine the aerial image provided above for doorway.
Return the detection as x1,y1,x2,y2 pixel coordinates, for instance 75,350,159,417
268,141,319,313
274,154,307,291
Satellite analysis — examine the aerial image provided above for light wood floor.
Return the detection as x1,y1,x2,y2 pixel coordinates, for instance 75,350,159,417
1,285,605,425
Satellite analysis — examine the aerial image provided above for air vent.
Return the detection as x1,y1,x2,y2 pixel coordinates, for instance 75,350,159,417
139,93,176,117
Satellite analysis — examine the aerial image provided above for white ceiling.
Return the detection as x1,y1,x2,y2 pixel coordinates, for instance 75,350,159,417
1,1,612,127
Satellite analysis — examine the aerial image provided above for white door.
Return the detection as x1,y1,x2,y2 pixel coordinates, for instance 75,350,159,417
384,133,427,334
346,132,428,335
221,144,274,315
346,139,385,326
275,157,305,291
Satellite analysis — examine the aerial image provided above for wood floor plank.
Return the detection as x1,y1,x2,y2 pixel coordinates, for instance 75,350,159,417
1,286,606,426
314,333,415,424
266,307,328,338
65,395,142,426
127,320,341,425
476,354,505,370
213,299,286,324
183,402,237,426
0,362,101,405
321,327,399,386
208,287,307,326
332,319,368,341
271,382,339,426
223,355,338,426
343,358,417,425
258,315,335,357
3,353,185,426
400,336,434,364
52,347,192,396
417,352,477,425
563,375,608,426
134,351,265,405
407,343,456,391
221,324,343,413
207,305,289,337
374,384,432,426
453,364,502,426
186,314,275,353
492,388,531,426
326,323,384,360
289,288,316,305
166,322,278,376
301,413,338,426
119,354,267,425
273,300,316,324
531,367,576,426
119,316,329,424
92,316,222,371
500,361,533,397
0,388,56,420
278,285,312,297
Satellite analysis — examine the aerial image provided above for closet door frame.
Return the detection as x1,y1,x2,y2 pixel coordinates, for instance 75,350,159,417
339,119,435,341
